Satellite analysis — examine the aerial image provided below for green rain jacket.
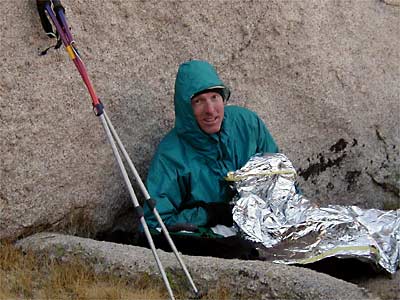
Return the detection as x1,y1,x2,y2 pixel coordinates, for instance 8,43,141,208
144,60,278,231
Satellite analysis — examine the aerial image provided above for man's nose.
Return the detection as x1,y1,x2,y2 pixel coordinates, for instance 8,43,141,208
204,100,215,113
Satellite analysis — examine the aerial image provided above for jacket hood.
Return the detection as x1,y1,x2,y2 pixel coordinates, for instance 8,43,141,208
174,60,230,150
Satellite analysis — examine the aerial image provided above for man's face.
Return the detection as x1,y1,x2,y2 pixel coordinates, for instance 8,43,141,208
191,91,224,134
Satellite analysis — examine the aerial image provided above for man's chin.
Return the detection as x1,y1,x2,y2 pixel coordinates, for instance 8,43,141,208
201,124,221,134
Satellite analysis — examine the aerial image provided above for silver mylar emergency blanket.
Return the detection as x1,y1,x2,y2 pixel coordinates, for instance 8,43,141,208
227,153,400,274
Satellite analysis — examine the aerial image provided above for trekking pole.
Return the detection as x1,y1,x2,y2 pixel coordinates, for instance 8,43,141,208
37,2,176,299
36,2,175,299
103,112,199,296
36,1,199,298
99,114,176,300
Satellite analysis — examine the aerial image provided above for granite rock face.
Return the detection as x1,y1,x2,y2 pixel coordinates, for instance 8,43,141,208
1,0,399,240
16,233,377,300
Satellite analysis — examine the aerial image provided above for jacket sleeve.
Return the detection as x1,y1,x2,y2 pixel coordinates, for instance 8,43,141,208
255,114,279,154
144,151,209,229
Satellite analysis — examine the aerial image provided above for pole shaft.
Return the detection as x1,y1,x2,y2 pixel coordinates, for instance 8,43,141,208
104,112,199,295
99,114,175,300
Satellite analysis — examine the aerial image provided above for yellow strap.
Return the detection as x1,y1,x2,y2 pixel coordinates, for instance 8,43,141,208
225,169,296,182
66,45,76,60
294,245,379,265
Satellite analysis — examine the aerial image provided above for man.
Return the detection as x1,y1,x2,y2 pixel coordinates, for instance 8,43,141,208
141,60,278,258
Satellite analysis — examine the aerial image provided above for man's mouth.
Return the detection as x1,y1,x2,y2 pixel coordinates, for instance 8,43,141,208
203,116,218,124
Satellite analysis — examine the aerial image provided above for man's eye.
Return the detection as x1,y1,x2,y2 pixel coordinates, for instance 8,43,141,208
211,94,220,101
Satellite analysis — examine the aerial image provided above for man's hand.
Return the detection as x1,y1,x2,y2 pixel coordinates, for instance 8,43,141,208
166,223,199,232
204,202,233,227
180,200,234,227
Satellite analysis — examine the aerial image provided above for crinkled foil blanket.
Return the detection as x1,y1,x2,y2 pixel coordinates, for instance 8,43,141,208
227,153,400,274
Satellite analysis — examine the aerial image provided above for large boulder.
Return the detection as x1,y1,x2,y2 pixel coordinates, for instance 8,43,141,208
16,233,378,300
1,0,399,240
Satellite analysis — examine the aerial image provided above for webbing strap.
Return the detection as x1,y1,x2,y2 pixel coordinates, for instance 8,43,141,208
225,169,296,182
37,0,62,55
37,0,54,36
295,245,379,265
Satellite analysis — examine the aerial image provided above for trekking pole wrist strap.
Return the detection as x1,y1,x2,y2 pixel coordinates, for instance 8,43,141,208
37,0,55,36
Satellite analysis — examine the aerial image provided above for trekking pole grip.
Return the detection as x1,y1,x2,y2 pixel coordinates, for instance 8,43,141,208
52,0,65,14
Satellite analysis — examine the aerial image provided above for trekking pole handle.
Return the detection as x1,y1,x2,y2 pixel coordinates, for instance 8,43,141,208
52,0,65,13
